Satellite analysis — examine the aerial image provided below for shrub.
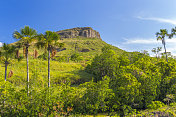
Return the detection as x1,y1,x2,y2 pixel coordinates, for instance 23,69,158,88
147,101,165,110
52,56,67,62
38,53,47,60
71,53,83,62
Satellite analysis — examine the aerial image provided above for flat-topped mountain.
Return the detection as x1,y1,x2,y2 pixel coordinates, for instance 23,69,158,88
56,27,101,39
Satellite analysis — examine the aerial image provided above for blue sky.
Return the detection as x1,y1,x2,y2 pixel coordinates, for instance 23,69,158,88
0,0,176,56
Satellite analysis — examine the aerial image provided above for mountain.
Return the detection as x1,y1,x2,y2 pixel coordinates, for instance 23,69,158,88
56,27,101,39
55,27,124,59
0,27,124,87
24,27,124,61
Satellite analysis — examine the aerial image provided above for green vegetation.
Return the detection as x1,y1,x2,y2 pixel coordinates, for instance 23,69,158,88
1,26,176,116
36,31,62,88
0,43,15,81
13,26,37,95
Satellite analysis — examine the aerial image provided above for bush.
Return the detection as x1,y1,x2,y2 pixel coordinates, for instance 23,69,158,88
71,53,83,62
52,56,67,62
38,53,47,60
147,101,165,110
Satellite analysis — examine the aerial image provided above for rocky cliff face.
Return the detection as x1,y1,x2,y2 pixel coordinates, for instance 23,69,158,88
56,27,101,39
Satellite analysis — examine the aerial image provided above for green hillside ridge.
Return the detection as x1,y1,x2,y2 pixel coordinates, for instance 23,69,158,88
0,36,124,88
24,37,124,60
55,37,124,58
3,26,174,116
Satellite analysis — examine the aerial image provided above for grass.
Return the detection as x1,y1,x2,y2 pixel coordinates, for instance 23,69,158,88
0,37,125,116
2,38,176,116
0,58,94,90
16,38,124,61
0,37,123,88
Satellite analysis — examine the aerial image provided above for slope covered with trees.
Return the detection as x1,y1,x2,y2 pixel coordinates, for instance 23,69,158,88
1,26,176,116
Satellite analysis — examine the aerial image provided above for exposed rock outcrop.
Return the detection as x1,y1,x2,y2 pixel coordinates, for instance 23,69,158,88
56,27,101,39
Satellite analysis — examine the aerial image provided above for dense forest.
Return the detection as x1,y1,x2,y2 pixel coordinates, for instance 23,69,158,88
1,26,176,116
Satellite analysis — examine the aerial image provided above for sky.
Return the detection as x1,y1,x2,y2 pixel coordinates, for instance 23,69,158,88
0,0,176,56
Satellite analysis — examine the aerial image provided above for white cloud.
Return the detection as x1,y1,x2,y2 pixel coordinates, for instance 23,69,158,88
137,16,176,25
123,37,159,44
116,37,176,56
0,42,2,47
123,37,176,45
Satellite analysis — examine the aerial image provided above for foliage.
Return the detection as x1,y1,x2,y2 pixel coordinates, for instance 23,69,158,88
0,43,16,81
152,47,162,58
85,46,176,115
38,52,47,60
2,43,176,116
147,101,165,110
52,56,68,62
86,47,119,82
71,53,83,62
13,25,37,95
36,31,62,88
3,26,176,116
0,43,16,62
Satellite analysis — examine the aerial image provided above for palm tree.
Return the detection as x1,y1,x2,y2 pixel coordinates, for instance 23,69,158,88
152,47,162,59
171,27,176,36
36,31,61,88
0,43,15,81
156,29,169,62
13,26,37,95
151,48,157,58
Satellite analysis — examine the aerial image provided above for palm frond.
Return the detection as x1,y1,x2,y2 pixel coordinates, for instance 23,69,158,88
168,34,173,39
13,26,37,46
156,32,160,37
1,43,16,62
20,26,37,36
171,27,176,35
35,41,47,49
13,31,23,39
157,36,162,41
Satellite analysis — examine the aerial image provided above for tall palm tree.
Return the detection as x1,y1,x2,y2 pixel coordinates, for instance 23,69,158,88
0,43,15,81
156,29,169,62
13,26,37,95
36,31,61,88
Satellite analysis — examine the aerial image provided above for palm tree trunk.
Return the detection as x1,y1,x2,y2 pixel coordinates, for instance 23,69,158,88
5,61,8,81
163,42,168,62
48,47,50,88
26,46,29,96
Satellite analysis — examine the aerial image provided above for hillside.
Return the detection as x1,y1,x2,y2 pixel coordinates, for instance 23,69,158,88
0,27,124,88
13,27,124,62
54,37,124,60
1,27,176,116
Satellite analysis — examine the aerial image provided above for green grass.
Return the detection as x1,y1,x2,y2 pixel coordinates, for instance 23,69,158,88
0,37,123,88
2,37,176,116
58,38,123,56
0,58,94,89
14,38,124,61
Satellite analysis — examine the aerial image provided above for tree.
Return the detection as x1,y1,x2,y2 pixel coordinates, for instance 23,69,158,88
86,47,119,82
36,31,61,88
171,27,176,36
141,50,149,56
0,43,15,81
70,53,83,62
156,29,169,62
163,94,174,105
152,47,162,59
13,26,37,95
